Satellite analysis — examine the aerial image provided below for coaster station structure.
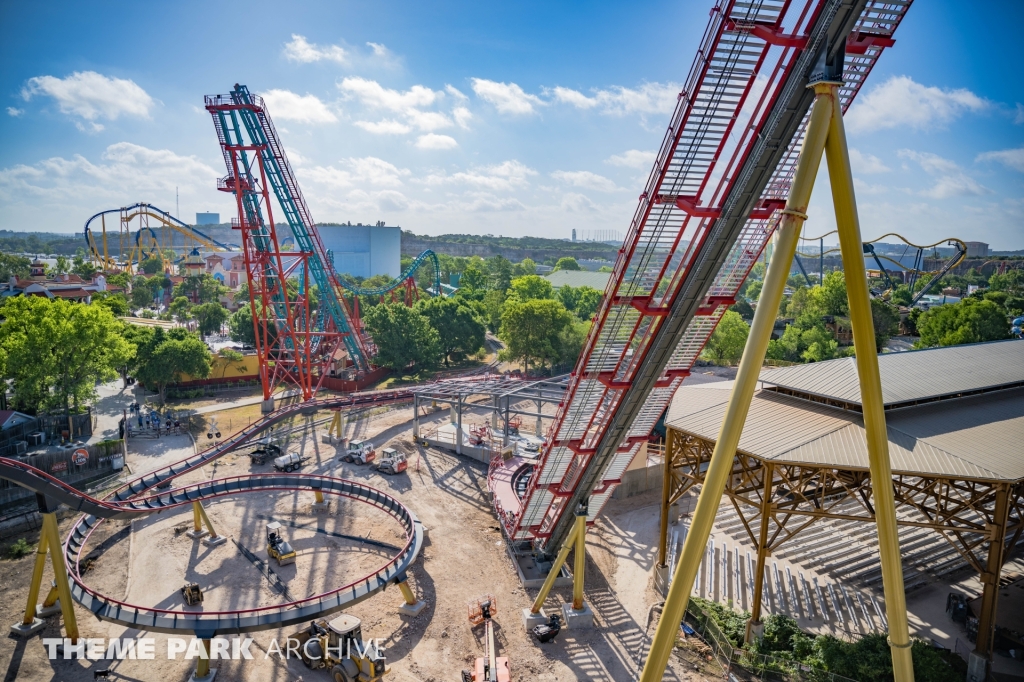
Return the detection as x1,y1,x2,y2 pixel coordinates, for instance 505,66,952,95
482,0,915,678
205,86,372,403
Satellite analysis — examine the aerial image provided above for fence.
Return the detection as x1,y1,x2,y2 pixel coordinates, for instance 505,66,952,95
682,601,861,682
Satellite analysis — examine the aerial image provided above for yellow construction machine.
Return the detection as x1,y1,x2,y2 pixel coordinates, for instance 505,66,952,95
296,614,389,682
181,582,203,606
266,521,296,566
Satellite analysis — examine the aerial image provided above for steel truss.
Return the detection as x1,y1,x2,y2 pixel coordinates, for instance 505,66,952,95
504,0,911,552
662,428,1024,660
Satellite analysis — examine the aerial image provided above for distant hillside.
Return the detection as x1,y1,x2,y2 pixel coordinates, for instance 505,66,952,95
401,232,619,262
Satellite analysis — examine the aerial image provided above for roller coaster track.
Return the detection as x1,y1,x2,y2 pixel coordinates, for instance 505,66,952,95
83,203,235,271
335,249,442,298
795,230,967,303
494,0,912,553
0,388,424,637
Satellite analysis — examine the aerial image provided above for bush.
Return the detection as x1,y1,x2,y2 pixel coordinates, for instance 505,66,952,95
691,597,749,647
5,538,33,559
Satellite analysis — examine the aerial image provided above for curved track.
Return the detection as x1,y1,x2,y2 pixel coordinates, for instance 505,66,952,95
336,249,442,298
0,388,426,637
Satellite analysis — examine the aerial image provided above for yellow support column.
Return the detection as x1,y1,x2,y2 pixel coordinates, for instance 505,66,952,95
42,512,78,642
397,576,426,616
188,500,226,547
522,505,591,632
14,530,48,633
194,639,212,680
639,84,835,682
572,517,587,610
312,489,329,514
823,82,914,682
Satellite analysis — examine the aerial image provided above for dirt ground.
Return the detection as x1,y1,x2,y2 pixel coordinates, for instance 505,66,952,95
1,402,694,682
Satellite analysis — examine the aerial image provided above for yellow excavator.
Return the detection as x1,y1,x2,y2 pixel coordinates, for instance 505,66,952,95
296,614,389,682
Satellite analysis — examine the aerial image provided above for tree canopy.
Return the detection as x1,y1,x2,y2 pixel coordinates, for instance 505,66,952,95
363,303,439,372
507,275,554,303
499,298,574,371
0,297,133,414
173,274,227,304
553,257,581,271
134,327,212,403
192,302,230,338
140,255,164,275
556,285,603,321
416,296,485,366
916,298,1009,348
0,253,31,281
702,310,749,364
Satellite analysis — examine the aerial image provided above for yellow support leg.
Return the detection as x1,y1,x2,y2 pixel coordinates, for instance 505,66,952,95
42,584,60,609
572,516,587,611
639,83,835,682
314,490,325,505
399,581,417,606
194,500,219,538
195,639,211,678
192,500,203,533
823,82,914,682
21,530,48,625
529,512,583,614
41,513,78,642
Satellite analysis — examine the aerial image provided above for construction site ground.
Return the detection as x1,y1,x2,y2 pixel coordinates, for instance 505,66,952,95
0,397,695,681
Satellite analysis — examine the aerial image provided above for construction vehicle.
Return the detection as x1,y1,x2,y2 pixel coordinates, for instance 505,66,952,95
247,433,282,464
181,582,203,606
266,521,296,566
376,448,407,475
296,614,388,682
468,424,490,446
343,439,375,465
273,452,309,472
463,595,510,682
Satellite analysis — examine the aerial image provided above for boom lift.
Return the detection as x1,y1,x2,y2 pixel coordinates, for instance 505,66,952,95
463,596,510,682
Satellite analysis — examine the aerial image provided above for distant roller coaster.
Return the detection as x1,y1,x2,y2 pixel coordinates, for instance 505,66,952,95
84,203,236,274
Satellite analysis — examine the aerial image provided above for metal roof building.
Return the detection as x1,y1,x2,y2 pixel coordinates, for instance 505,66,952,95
660,340,1024,661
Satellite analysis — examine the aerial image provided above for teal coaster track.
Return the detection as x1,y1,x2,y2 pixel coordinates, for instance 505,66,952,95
334,249,442,298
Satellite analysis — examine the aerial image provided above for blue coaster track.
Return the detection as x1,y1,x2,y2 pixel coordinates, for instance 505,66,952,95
334,249,442,297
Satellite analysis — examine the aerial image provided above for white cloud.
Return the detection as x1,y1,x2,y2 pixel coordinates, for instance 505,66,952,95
976,147,1024,173
339,77,440,111
7,107,24,117
261,89,337,124
606,149,654,169
453,106,472,129
548,82,679,115
301,156,410,190
848,148,890,174
354,119,412,135
0,143,220,210
561,193,598,212
421,160,536,191
898,149,991,198
470,79,543,115
1015,103,1024,125
551,170,618,192
445,85,468,102
405,109,452,131
283,34,347,64
846,76,987,133
415,134,458,150
366,42,388,57
21,71,154,124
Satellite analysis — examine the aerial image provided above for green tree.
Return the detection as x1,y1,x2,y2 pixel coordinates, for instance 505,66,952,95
0,297,132,416
499,299,573,371
553,257,581,271
702,310,749,364
890,284,913,307
54,255,70,275
988,269,1024,295
870,298,899,351
228,305,258,347
130,282,153,310
482,289,505,332
558,320,589,368
192,302,230,339
800,325,840,362
363,303,439,371
0,254,31,281
485,255,514,293
169,296,193,323
557,285,603,321
416,297,485,366
174,274,227,304
72,251,98,279
512,258,537,277
140,255,164,275
94,292,130,317
818,270,848,316
134,328,212,403
916,298,1010,348
459,263,487,292
507,275,554,303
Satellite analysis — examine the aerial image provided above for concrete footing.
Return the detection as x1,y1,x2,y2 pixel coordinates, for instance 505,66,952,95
747,619,764,643
186,529,209,540
36,601,62,618
398,600,426,617
202,535,227,547
967,652,988,682
188,669,217,682
561,602,595,629
653,564,670,595
522,608,549,632
261,398,275,414
311,502,330,514
10,619,45,637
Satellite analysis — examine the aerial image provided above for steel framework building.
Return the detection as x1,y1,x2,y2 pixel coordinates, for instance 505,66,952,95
660,340,1024,664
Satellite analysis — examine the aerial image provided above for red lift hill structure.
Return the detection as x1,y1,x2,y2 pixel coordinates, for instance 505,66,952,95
10,0,1007,680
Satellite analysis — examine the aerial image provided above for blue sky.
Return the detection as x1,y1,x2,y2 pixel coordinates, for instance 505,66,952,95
1,0,1022,249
